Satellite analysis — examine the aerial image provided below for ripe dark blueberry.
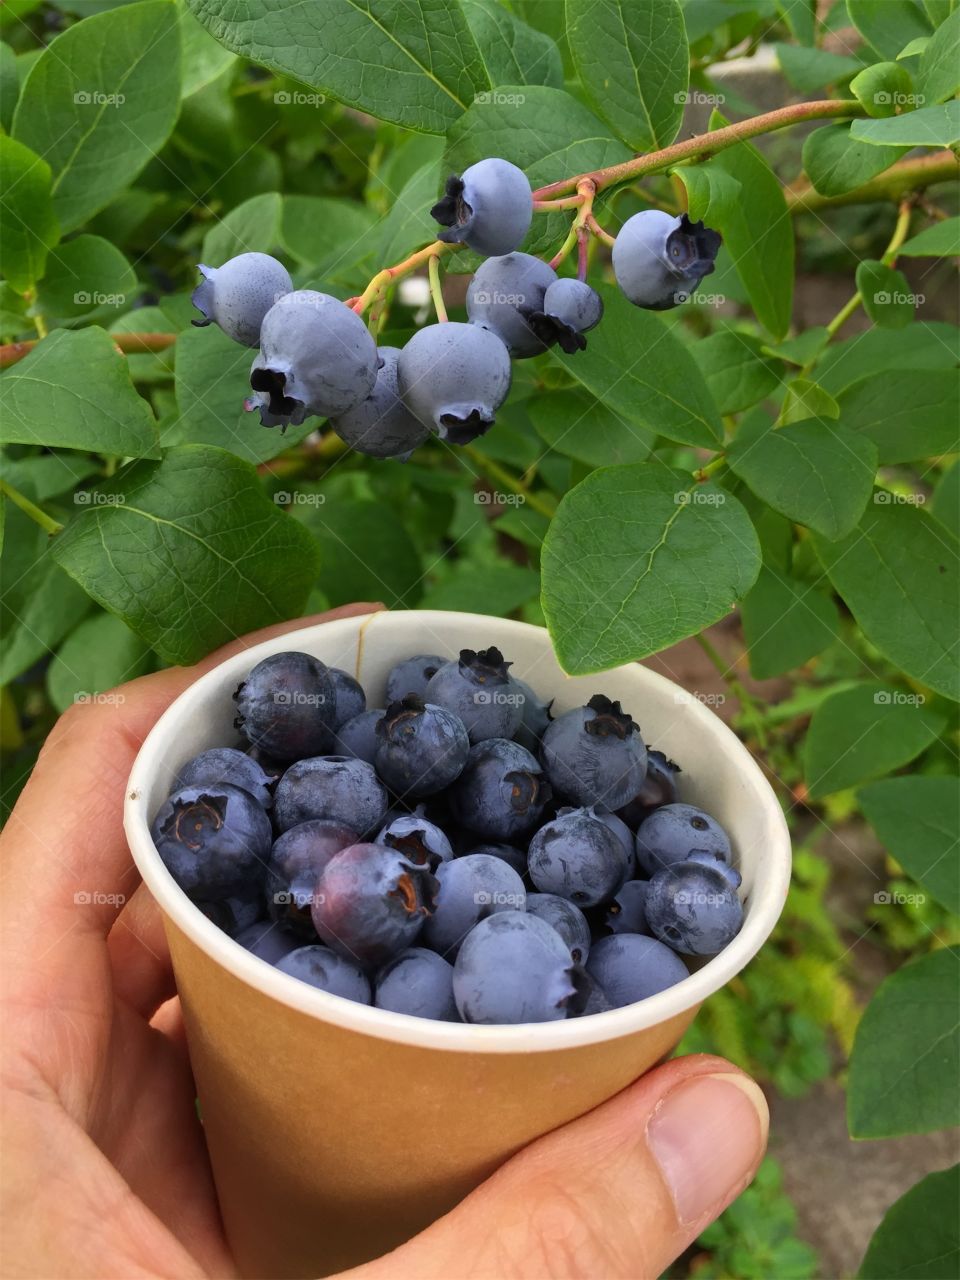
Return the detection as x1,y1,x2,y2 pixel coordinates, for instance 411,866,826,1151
525,893,592,963
312,844,438,968
585,934,689,1008
176,747,273,809
234,651,336,761
540,694,647,810
328,667,366,728
460,842,528,878
426,647,522,743
276,945,371,1003
196,893,263,937
617,749,682,829
192,251,292,347
646,860,743,955
466,253,558,359
376,809,453,869
235,920,302,965
579,976,615,1015
421,853,526,959
385,654,446,704
431,158,533,257
635,802,731,876
527,807,629,908
511,676,553,752
273,756,388,837
612,211,722,311
266,819,360,937
374,695,470,799
151,783,272,900
374,948,458,1021
589,806,636,876
330,347,431,460
605,880,651,936
453,911,588,1024
448,737,551,842
333,708,384,764
397,322,511,444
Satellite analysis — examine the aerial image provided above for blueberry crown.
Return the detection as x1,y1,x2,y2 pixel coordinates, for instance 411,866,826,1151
377,694,427,736
585,693,639,739
525,310,588,355
665,214,722,278
458,646,512,685
430,174,470,230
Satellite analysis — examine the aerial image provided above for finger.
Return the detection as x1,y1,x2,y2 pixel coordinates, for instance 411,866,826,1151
108,885,177,1019
350,1054,768,1280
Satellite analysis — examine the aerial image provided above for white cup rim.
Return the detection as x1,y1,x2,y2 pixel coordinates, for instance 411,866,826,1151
124,611,791,1055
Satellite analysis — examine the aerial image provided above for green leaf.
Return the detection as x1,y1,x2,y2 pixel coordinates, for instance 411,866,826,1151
281,196,377,268
201,191,282,264
741,565,839,679
47,610,153,712
51,445,321,665
12,1,182,234
860,1166,960,1279
0,136,59,294
859,777,960,914
527,388,655,466
541,463,761,674
856,259,915,328
548,284,722,449
421,562,540,614
813,498,959,702
804,682,945,798
376,161,443,265
0,39,19,134
461,0,563,88
932,458,959,533
566,0,688,151
693,329,782,414
849,60,915,116
838,368,960,463
35,234,136,319
728,416,877,541
764,326,830,368
919,4,960,100
179,1,236,97
778,377,839,425
776,0,815,43
293,497,422,608
848,0,932,59
774,43,863,92
672,164,742,226
802,122,907,197
848,948,959,1138
186,0,487,134
815,321,959,394
0,327,158,457
899,215,960,256
850,100,960,145
707,112,793,339
897,34,931,57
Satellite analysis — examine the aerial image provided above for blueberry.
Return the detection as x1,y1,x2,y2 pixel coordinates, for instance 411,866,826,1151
385,654,446,704
605,880,651,936
431,158,533,257
589,806,636,876
425,647,523,743
150,783,271,900
328,667,366,728
585,934,689,1008
273,756,388,838
448,737,551,842
525,893,592,963
252,290,378,423
617,749,681,829
196,893,263,937
266,818,360,937
635,802,731,876
235,920,302,964
312,844,438,968
459,842,528,878
540,694,647,810
376,809,453,869
396,322,511,445
421,853,526,959
527,807,629,908
374,948,458,1021
466,253,558,359
329,347,431,460
510,676,553,753
536,278,604,353
579,976,615,1015
176,747,273,809
686,849,742,890
192,252,292,347
374,695,470,799
247,352,308,430
333,708,384,764
234,651,336,761
276,945,371,1003
612,211,722,311
453,911,588,1024
645,860,743,955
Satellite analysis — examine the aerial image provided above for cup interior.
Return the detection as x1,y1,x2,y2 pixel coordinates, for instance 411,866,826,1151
124,610,791,1053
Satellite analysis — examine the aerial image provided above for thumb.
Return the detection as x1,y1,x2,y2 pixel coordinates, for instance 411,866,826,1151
351,1053,768,1280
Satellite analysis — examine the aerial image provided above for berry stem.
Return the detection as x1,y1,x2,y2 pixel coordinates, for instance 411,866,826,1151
460,446,557,519
350,241,456,316
784,151,957,212
427,252,448,323
585,213,616,248
0,477,64,536
0,330,176,369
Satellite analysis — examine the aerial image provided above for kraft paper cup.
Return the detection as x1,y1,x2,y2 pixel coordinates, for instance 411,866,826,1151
124,610,791,1279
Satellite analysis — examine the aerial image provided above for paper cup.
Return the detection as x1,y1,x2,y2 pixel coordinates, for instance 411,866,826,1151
125,611,790,1279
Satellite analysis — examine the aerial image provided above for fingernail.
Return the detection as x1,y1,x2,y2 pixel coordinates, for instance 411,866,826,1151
647,1072,769,1225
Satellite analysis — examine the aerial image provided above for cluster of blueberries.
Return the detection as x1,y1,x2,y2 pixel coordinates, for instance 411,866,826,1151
150,645,744,1025
192,157,722,459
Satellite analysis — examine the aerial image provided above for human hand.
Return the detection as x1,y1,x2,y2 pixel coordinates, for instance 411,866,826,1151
0,605,768,1279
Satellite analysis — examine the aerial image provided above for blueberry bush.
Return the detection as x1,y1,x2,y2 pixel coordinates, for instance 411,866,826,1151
1,0,957,1272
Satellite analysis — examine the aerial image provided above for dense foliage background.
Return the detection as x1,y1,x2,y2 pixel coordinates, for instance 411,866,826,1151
1,0,957,1274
